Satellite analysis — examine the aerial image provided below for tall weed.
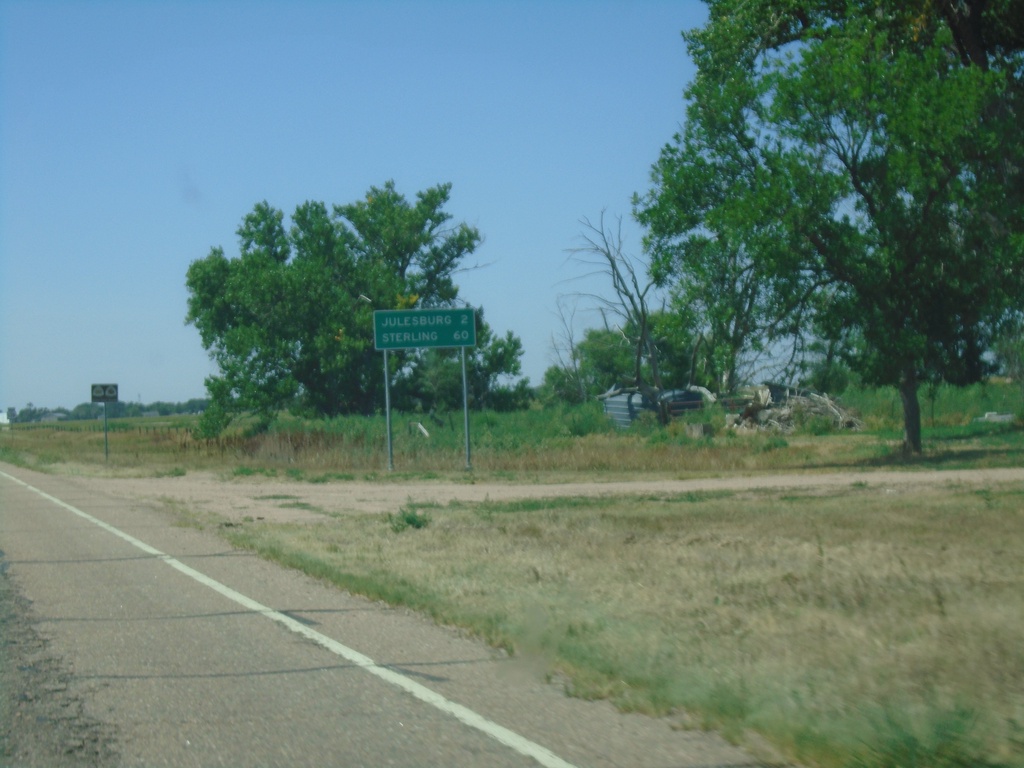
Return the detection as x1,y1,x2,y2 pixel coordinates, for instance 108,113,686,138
2,382,1022,476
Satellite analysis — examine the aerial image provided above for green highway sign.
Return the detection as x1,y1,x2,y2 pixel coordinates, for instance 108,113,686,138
373,308,476,350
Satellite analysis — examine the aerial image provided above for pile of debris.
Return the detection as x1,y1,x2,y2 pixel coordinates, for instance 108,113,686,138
727,386,863,433
597,380,864,434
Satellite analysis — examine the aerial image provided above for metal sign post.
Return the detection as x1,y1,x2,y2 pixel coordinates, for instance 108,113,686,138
461,347,471,471
383,350,394,471
373,309,476,471
91,384,118,462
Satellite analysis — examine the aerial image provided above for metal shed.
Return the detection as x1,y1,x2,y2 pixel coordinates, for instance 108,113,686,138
601,388,704,428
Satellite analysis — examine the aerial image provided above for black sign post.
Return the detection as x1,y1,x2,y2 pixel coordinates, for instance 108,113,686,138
91,384,118,461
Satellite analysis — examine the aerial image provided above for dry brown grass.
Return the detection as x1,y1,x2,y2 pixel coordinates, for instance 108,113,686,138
0,416,900,478
217,480,1024,767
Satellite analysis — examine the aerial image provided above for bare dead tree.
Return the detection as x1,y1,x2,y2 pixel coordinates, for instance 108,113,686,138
567,211,664,401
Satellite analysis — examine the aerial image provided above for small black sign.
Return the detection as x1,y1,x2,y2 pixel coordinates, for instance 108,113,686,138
91,384,118,403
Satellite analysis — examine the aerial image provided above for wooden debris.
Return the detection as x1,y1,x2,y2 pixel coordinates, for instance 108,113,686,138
730,391,863,433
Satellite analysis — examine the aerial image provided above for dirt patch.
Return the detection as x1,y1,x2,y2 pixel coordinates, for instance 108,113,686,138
83,466,1024,525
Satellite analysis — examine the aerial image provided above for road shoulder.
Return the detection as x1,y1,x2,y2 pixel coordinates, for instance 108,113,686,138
0,553,118,767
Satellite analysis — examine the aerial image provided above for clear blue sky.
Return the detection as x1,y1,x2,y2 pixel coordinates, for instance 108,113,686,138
1,0,705,411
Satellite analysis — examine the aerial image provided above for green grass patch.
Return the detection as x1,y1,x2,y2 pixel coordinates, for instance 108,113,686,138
306,471,356,483
232,466,277,478
278,501,322,513
387,503,435,532
154,466,187,478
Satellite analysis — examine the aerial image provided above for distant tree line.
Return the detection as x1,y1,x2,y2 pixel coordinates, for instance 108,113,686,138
8,399,209,423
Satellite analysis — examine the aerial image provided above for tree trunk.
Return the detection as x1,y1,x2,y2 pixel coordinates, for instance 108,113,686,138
898,366,923,454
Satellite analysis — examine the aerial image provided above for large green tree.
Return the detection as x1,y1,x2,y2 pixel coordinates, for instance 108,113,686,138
639,0,1024,452
186,181,524,434
634,69,817,394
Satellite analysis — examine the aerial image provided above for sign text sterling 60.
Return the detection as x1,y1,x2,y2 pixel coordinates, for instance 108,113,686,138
373,308,476,350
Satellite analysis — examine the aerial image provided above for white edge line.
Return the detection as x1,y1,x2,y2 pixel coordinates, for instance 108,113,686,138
1,470,578,768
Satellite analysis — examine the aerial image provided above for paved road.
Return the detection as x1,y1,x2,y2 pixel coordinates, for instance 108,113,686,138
0,464,758,768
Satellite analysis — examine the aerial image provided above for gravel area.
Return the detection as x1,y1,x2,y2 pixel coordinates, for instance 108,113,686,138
82,465,1024,525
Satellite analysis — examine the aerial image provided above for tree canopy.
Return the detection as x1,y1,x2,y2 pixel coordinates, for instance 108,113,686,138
186,181,528,435
637,0,1024,451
